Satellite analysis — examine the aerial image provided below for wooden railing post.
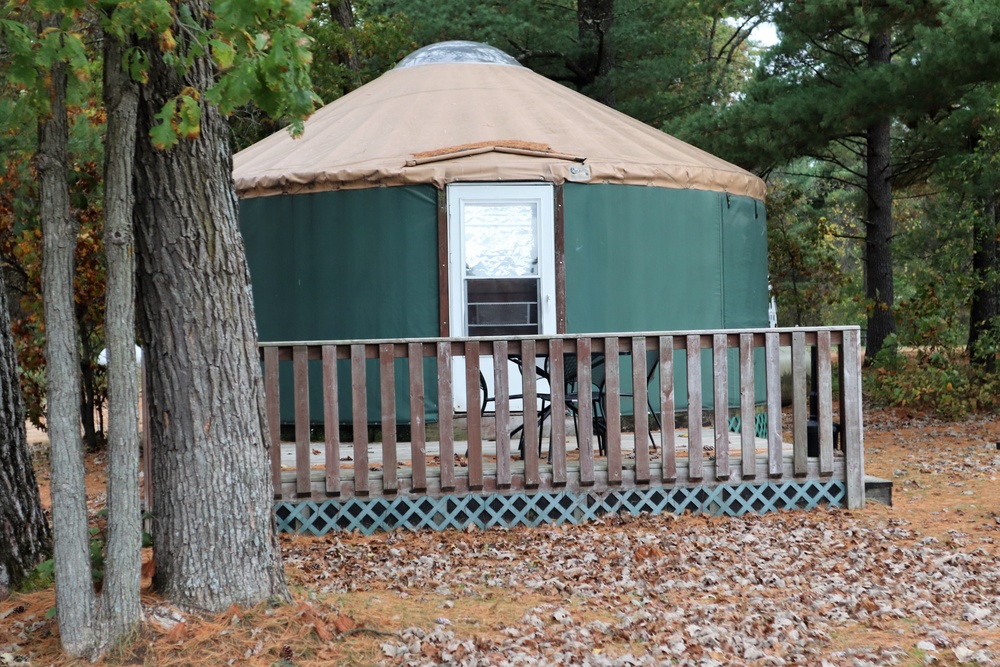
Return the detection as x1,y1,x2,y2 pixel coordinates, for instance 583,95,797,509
764,332,783,479
350,344,369,496
465,342,483,491
738,333,756,480
604,336,622,486
631,337,650,484
321,345,340,496
685,335,703,481
841,328,865,509
816,331,834,477
549,338,567,486
493,340,511,489
712,333,729,480
521,338,540,488
791,331,808,477
437,342,455,491
379,343,398,493
659,335,676,483
577,337,595,486
293,345,311,496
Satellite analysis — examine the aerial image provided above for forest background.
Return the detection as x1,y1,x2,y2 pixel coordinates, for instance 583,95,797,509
4,0,1000,439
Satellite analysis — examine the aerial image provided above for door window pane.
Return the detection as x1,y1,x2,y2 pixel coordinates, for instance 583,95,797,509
463,203,538,277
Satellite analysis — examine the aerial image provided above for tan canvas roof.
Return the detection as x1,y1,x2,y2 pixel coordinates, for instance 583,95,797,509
233,43,765,200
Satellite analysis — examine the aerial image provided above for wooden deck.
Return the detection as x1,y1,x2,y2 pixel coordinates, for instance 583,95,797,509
261,327,865,532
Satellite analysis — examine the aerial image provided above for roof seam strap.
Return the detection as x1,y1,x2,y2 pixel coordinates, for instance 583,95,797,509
406,146,586,167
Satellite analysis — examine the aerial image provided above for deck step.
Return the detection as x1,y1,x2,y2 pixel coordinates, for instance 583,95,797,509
864,476,892,506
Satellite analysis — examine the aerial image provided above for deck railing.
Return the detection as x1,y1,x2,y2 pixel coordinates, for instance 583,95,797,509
259,326,865,510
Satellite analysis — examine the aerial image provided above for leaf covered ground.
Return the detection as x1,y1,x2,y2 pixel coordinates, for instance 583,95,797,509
3,408,999,666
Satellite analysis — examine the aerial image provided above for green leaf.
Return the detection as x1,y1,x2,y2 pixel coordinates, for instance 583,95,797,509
177,93,202,140
210,38,236,70
150,101,179,149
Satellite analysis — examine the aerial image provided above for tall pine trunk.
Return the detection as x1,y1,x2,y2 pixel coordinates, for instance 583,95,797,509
969,193,1000,371
99,28,143,637
330,0,362,88
37,48,97,655
578,0,616,106
863,26,896,363
0,268,51,601
133,1,288,611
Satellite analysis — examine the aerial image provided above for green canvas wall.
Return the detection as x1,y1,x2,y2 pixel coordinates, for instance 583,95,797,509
240,186,440,424
240,181,769,424
562,184,768,410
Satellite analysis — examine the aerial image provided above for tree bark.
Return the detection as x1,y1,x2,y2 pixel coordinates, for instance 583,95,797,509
330,0,362,88
0,266,51,602
968,193,1000,371
78,322,100,450
577,0,616,106
863,26,896,363
37,49,97,655
100,27,143,639
133,1,289,612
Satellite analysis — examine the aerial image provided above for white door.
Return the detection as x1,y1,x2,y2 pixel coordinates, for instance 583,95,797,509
448,183,556,411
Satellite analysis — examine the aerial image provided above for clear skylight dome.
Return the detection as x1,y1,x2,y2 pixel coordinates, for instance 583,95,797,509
394,41,523,69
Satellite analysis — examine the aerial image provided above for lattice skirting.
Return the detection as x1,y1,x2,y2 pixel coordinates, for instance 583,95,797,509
275,480,846,536
727,411,769,438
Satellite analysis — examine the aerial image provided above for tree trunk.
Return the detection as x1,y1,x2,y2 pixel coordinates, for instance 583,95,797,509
863,27,896,364
0,266,51,602
133,1,289,612
330,0,362,88
78,327,99,450
37,49,97,655
577,0,616,106
968,192,1000,371
99,27,143,639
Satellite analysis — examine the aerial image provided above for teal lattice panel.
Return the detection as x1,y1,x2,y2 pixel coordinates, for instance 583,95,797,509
727,412,769,438
274,480,846,535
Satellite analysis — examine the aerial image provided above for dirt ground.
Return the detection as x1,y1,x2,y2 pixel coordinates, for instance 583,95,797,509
3,407,999,666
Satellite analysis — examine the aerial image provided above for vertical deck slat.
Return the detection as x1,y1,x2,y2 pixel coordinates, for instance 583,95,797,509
792,331,808,477
765,332,783,478
321,345,340,496
379,344,398,492
631,337,650,484
739,334,756,480
817,330,834,475
604,337,622,485
577,337,595,486
465,342,483,490
549,338,567,485
293,345,310,496
494,341,511,489
350,344,369,495
713,333,730,481
264,347,281,498
408,342,426,492
842,329,865,509
522,339,540,487
659,335,677,482
437,342,455,491
686,335,703,481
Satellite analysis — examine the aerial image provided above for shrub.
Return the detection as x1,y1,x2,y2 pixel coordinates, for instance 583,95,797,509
865,339,1000,419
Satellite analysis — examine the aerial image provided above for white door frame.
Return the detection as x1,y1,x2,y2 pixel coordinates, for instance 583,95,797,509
447,182,556,411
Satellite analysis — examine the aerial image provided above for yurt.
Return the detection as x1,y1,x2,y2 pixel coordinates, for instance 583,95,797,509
234,41,769,423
